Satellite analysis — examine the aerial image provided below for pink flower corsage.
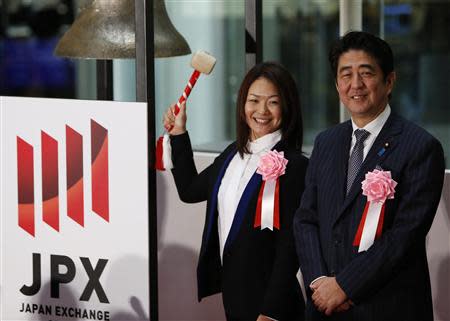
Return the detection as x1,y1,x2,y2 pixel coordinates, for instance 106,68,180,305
361,169,397,203
256,150,288,181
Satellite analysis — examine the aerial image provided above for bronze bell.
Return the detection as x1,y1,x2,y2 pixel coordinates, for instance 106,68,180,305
54,0,191,59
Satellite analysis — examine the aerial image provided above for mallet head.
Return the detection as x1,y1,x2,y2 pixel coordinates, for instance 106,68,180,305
190,50,216,75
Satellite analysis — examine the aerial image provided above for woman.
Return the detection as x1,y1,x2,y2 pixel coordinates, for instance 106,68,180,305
163,62,307,321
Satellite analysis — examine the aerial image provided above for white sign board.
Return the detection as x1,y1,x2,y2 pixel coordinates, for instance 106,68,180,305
0,96,149,321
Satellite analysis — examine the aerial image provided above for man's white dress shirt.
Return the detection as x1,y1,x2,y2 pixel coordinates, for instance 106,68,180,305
349,105,391,161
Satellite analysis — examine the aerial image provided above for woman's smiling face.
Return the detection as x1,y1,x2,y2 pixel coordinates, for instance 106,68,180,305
244,77,282,141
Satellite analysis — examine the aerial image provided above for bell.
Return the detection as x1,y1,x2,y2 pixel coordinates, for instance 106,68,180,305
54,0,191,59
153,0,191,57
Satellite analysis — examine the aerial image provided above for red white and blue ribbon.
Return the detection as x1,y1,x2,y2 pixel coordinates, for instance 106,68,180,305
155,134,174,170
353,201,386,252
254,179,280,230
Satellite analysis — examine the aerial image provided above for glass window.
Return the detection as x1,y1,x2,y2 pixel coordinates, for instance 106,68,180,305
2,1,447,165
263,0,340,151
364,0,450,166
155,0,245,151
0,0,245,151
0,0,77,99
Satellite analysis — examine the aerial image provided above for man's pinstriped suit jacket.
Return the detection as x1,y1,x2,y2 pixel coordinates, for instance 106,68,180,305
294,112,445,321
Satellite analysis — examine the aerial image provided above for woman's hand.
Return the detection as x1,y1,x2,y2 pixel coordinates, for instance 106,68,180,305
256,314,273,321
163,102,187,136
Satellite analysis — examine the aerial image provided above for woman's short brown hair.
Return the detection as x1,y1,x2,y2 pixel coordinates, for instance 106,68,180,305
236,61,303,156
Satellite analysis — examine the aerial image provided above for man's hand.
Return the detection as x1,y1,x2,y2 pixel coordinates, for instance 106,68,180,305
256,314,273,321
334,300,353,313
311,277,347,316
310,277,326,292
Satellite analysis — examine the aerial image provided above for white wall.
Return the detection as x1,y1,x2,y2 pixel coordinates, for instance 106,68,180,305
427,170,450,321
157,153,225,321
157,153,450,321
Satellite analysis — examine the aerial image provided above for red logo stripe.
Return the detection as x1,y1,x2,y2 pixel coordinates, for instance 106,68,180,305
41,131,59,231
91,120,109,222
66,125,84,226
17,137,35,237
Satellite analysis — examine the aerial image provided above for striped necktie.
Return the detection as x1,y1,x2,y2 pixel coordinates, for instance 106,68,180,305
347,129,370,193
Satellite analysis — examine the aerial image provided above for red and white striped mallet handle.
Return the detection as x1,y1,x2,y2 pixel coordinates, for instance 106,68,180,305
166,50,216,132
172,69,201,120
156,51,216,171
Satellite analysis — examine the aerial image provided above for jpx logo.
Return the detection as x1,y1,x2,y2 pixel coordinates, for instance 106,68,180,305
20,253,109,304
16,119,109,236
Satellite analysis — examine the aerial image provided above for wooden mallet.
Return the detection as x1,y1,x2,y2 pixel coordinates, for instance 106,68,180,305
156,50,217,170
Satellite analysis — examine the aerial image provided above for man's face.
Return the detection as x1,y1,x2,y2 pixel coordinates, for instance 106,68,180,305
336,50,395,123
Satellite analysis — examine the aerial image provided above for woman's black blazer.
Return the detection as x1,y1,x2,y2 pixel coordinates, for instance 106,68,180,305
170,132,307,320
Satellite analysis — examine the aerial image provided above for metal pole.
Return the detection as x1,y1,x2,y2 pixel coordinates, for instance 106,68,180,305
135,0,158,320
96,60,113,100
245,0,262,71
0,0,8,36
339,0,362,36
339,0,362,122
379,0,385,39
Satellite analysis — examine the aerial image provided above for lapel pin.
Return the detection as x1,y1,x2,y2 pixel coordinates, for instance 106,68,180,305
378,142,390,156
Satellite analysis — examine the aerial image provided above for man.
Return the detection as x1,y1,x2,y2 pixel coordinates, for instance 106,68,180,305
294,31,445,321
